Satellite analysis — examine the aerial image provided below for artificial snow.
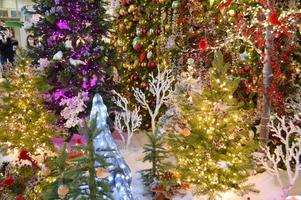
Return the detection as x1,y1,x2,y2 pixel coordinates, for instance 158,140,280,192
121,147,301,200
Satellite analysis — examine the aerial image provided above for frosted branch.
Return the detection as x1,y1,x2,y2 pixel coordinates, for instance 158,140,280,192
133,66,174,135
113,91,142,149
259,114,301,197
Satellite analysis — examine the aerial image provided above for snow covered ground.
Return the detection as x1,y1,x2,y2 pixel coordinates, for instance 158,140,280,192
121,147,301,200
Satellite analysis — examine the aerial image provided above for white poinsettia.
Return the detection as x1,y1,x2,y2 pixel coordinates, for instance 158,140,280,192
59,91,89,128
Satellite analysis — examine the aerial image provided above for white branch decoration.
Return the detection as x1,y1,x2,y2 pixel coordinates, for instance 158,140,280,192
133,66,174,135
259,114,301,198
112,91,142,149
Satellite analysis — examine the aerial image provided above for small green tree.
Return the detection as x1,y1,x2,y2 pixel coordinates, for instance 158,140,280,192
43,119,111,200
169,51,258,198
0,50,57,153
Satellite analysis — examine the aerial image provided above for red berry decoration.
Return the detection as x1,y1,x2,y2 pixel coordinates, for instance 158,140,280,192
147,61,157,69
134,43,143,52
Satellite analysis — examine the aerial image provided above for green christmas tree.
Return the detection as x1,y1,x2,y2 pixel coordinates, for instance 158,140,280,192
169,51,258,198
0,50,58,153
42,119,111,200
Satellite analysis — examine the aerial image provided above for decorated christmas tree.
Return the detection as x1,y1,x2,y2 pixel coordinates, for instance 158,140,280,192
0,50,57,153
29,0,115,129
179,0,301,142
168,51,258,198
111,0,184,128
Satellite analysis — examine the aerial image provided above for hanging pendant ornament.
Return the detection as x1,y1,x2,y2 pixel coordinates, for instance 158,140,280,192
64,40,73,49
172,1,180,9
147,51,153,59
134,43,142,52
147,61,157,69
57,185,69,199
166,35,176,49
140,52,147,62
53,51,63,60
198,38,208,50
132,37,140,47
96,168,110,179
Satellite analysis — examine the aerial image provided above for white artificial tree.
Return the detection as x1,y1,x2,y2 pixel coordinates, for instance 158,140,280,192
112,91,142,149
259,114,301,198
133,66,174,135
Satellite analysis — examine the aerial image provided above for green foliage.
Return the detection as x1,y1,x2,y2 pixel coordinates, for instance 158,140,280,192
42,119,112,200
0,50,58,153
140,132,170,188
168,51,259,198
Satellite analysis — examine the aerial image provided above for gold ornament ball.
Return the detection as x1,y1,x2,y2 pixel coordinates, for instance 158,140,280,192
128,5,136,13
122,46,128,52
119,9,126,16
164,24,171,31
58,185,69,199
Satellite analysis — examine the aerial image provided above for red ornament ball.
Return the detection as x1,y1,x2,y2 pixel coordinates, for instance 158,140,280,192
198,38,208,50
147,61,157,69
134,43,143,52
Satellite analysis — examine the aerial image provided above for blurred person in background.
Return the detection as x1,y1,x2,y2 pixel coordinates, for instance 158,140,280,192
0,28,18,65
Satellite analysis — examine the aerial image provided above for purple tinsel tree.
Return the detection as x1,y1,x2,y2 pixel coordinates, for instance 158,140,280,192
30,0,115,129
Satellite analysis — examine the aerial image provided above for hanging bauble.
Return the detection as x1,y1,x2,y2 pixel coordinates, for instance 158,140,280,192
140,52,147,62
128,5,136,13
140,82,148,88
122,46,128,52
147,61,157,69
119,8,126,16
42,165,51,177
126,22,133,30
147,51,153,59
119,24,126,32
57,185,69,199
134,60,139,67
164,24,171,31
134,43,143,52
179,127,191,137
133,14,139,22
121,0,131,6
198,38,208,50
149,28,154,35
172,1,180,9
131,73,139,81
179,4,185,13
166,35,176,49
140,28,147,36
132,37,140,47
155,28,161,35
96,168,110,179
